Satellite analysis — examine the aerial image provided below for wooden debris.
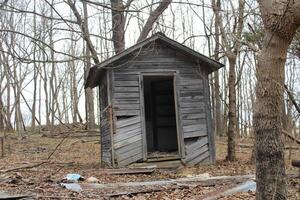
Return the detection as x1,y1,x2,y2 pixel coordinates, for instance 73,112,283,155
0,191,34,200
99,167,155,175
201,180,256,200
62,174,254,196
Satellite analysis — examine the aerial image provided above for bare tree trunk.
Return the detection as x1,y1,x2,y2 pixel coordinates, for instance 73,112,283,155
49,0,56,135
213,0,221,136
227,57,237,161
31,0,37,131
0,96,4,131
83,1,95,130
110,0,125,53
254,31,290,200
254,1,300,198
137,0,172,42
212,0,245,161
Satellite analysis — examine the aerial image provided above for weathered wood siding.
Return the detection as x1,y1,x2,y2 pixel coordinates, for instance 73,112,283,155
110,41,214,166
114,116,143,166
99,73,112,166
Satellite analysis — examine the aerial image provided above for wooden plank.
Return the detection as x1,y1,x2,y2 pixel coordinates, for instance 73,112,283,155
182,113,207,120
115,140,143,155
174,74,185,158
114,128,142,143
114,87,140,92
114,99,140,104
108,106,115,167
185,137,208,154
180,96,204,102
184,145,209,163
183,124,207,132
114,135,142,149
139,74,147,161
181,107,204,114
114,81,139,86
184,130,207,138
179,79,203,86
116,143,143,162
182,118,206,126
98,168,155,175
188,150,210,165
116,116,141,128
114,104,140,110
114,93,139,98
180,102,205,108
118,151,143,167
180,84,203,90
114,75,139,81
115,110,140,116
203,75,215,163
180,91,203,97
116,122,141,136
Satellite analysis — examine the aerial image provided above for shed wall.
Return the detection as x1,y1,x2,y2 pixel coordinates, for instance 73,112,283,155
110,41,214,166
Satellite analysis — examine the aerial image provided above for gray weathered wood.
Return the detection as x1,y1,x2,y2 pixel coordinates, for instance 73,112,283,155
183,124,207,133
185,137,208,154
97,38,221,167
116,116,141,129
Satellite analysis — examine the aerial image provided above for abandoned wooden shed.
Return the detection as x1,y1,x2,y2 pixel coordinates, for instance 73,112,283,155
86,32,223,167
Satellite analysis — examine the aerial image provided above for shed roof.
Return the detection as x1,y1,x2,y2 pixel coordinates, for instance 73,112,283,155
86,32,224,88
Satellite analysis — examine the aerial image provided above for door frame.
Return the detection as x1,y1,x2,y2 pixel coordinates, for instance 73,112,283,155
139,71,183,161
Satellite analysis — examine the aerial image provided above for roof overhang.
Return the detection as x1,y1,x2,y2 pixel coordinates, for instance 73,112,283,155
85,32,224,88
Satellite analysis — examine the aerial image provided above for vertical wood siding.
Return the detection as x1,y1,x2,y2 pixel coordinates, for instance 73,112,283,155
99,74,112,166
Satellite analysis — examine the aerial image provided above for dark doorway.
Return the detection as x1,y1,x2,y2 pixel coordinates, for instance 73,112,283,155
143,76,179,158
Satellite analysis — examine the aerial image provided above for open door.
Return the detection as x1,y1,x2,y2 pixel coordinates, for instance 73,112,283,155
143,76,180,160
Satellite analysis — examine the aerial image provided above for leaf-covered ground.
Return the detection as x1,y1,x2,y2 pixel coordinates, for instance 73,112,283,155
0,131,299,199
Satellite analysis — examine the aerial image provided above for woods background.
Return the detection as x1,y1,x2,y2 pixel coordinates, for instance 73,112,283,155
0,0,299,144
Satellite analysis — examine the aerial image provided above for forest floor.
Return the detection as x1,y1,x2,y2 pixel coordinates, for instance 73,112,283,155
0,130,299,199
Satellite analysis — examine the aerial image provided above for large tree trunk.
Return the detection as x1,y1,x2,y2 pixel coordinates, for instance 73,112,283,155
254,31,290,200
254,1,300,199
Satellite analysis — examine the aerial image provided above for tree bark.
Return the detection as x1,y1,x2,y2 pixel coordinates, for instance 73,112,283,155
137,0,172,42
110,0,125,54
83,1,95,130
254,1,300,199
254,31,289,200
213,0,222,136
227,57,237,161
